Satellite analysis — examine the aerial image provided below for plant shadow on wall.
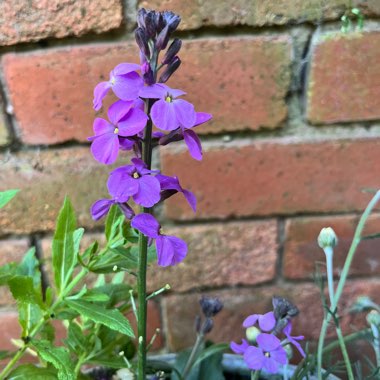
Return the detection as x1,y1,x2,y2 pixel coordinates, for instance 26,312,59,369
0,6,380,380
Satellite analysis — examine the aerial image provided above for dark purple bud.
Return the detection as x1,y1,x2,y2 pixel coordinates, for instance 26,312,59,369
272,296,299,320
162,11,181,32
158,129,182,146
199,296,223,318
156,25,171,51
144,11,156,38
137,8,147,29
201,318,214,334
142,62,155,85
162,38,182,64
154,11,165,33
135,27,150,59
118,203,135,220
159,57,181,83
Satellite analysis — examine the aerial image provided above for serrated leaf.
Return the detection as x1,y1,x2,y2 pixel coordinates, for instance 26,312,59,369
65,322,87,353
8,364,57,379
94,283,132,307
32,340,75,380
105,204,122,241
9,275,42,305
66,299,134,338
0,189,19,209
52,197,78,291
18,302,43,337
0,262,17,285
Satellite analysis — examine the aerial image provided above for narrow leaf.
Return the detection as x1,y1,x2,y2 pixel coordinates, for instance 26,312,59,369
66,299,134,338
192,343,229,368
105,204,122,241
0,189,19,209
8,364,57,379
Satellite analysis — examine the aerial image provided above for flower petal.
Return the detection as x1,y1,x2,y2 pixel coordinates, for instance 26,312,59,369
93,118,114,136
118,108,148,137
263,356,280,374
118,203,135,220
257,333,281,352
173,99,196,128
151,99,178,131
134,176,161,207
194,112,212,127
156,235,187,267
230,339,249,355
258,311,276,332
270,346,288,365
243,346,264,371
113,72,144,101
93,81,111,111
108,100,134,125
184,130,202,161
113,63,141,75
107,172,138,201
90,133,119,165
182,189,197,212
243,314,259,328
91,199,114,220
139,83,168,99
131,213,160,238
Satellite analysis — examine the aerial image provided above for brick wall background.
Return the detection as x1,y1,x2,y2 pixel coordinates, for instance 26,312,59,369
1,0,380,362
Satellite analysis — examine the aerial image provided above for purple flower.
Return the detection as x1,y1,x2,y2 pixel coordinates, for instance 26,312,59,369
131,213,187,266
88,100,148,165
243,311,276,332
230,339,249,355
107,158,161,208
93,63,144,111
244,334,287,374
139,83,195,131
283,322,305,358
91,199,134,221
156,174,196,212
159,112,212,161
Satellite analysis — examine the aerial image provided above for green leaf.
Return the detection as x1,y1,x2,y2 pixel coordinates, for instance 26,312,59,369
16,247,41,289
192,343,229,368
197,345,226,380
32,340,76,380
0,262,17,285
0,189,19,209
87,356,127,369
8,364,57,380
65,322,87,353
9,276,42,304
362,233,380,240
66,299,135,338
18,302,43,337
52,197,78,291
94,283,132,307
105,204,122,241
171,348,200,380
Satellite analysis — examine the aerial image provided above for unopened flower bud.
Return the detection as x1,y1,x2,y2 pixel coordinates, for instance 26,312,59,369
144,11,157,39
199,296,223,318
154,11,165,33
137,8,147,29
162,38,182,64
135,27,150,59
367,310,380,326
156,25,170,51
318,227,338,249
159,57,181,83
350,296,378,313
163,11,181,33
246,326,260,344
202,318,214,334
195,315,201,333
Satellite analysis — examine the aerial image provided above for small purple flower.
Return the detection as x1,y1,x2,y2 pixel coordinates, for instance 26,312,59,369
91,199,134,221
243,311,276,332
93,63,144,111
156,174,196,212
139,83,195,131
131,213,187,267
107,158,161,208
159,112,212,161
283,322,305,358
88,100,148,165
230,339,250,355
244,334,287,374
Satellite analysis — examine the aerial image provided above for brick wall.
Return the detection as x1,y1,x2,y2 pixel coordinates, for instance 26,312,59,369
1,0,380,358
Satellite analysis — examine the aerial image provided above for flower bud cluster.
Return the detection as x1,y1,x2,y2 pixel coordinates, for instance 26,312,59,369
195,296,223,335
89,9,212,267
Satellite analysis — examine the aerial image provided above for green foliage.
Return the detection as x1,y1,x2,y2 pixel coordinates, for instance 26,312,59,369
0,189,19,209
7,364,58,379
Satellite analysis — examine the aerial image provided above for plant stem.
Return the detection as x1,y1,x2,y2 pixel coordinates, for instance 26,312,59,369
182,333,204,379
323,328,370,354
137,99,154,380
370,323,380,367
317,190,380,379
0,267,89,379
251,370,260,380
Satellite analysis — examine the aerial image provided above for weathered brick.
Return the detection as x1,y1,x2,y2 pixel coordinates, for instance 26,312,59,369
307,31,380,124
0,147,113,234
2,36,291,144
0,238,30,306
0,106,9,146
161,138,380,220
354,0,380,16
0,0,123,46
147,220,278,292
284,213,380,279
163,279,380,351
138,0,349,29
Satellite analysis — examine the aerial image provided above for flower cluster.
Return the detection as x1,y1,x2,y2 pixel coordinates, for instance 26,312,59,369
89,9,212,267
230,297,305,374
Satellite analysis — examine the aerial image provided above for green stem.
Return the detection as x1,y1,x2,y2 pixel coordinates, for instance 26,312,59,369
317,190,380,379
335,325,354,380
251,370,260,380
137,99,154,380
182,333,204,379
370,324,380,367
323,328,370,354
0,267,89,379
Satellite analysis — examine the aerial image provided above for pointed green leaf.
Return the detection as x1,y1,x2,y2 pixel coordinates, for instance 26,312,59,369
16,247,41,289
0,262,17,285
18,302,43,337
66,299,134,338
105,204,122,241
9,275,42,305
192,343,229,368
32,340,75,380
52,197,77,291
0,189,19,209
8,364,57,379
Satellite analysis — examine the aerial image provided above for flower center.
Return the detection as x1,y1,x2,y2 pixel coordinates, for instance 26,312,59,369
133,172,140,179
264,352,271,358
165,94,173,103
110,77,116,85
114,127,119,134
159,227,164,235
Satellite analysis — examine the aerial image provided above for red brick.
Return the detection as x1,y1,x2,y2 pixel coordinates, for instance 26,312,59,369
0,0,123,46
2,36,291,144
307,31,380,124
0,147,113,234
147,220,278,292
163,279,380,351
354,0,380,16
161,138,380,220
0,104,9,146
284,213,380,279
139,0,349,29
0,239,30,306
